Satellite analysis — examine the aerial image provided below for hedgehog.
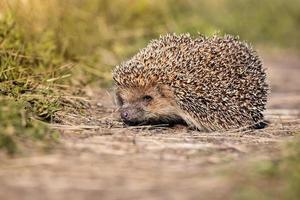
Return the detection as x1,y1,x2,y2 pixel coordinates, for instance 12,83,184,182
113,33,268,131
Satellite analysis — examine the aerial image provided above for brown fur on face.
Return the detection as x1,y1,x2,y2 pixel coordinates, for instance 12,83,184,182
115,85,185,126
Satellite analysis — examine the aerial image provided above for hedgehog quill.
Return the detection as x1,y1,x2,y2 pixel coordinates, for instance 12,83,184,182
113,33,269,131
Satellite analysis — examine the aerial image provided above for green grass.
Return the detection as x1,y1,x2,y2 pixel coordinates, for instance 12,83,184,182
0,98,59,155
0,10,66,155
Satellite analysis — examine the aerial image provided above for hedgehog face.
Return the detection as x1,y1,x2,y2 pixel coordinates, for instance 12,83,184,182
115,85,185,126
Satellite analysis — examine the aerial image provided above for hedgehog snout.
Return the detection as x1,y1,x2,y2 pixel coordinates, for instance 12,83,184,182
120,105,145,125
120,110,129,120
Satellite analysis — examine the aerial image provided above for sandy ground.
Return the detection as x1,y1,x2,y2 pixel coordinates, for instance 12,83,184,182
0,52,299,200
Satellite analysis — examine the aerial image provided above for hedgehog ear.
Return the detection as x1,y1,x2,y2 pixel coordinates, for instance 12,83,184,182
156,85,165,97
114,91,124,106
156,85,172,98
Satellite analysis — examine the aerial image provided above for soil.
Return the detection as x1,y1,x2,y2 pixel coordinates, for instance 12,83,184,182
0,52,299,200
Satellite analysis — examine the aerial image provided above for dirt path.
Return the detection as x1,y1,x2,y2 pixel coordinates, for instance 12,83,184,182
0,53,299,200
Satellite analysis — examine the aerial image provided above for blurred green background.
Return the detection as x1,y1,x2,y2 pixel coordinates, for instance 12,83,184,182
1,0,299,86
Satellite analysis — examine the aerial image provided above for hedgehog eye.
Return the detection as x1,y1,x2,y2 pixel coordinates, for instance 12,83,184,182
142,95,153,102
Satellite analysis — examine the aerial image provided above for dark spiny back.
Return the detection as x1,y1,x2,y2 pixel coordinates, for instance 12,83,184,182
113,33,269,131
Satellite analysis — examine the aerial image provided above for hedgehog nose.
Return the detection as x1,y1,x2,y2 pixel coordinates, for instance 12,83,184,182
121,110,130,120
